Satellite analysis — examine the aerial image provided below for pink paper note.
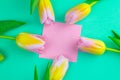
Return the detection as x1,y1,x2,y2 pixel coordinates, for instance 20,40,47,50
39,22,81,62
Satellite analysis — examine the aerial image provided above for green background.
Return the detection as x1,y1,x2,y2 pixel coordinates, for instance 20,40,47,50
0,0,120,80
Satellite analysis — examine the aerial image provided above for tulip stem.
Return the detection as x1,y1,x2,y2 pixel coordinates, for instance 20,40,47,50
0,36,15,40
106,48,120,53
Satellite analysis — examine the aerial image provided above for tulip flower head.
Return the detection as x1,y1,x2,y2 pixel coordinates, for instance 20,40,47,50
78,37,120,55
16,33,45,54
38,0,55,24
65,0,99,24
0,33,45,54
78,37,106,55
50,55,69,80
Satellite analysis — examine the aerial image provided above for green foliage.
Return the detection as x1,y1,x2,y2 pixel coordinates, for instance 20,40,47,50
109,36,120,48
0,53,4,62
43,62,51,80
34,65,39,80
85,0,100,4
30,0,40,15
0,20,25,34
112,30,120,39
109,30,120,48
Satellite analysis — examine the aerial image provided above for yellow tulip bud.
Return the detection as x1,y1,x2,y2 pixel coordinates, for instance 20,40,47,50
16,33,45,54
65,0,99,24
78,37,120,55
50,55,69,80
38,0,55,24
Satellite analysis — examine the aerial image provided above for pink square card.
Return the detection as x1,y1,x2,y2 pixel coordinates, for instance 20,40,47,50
39,22,81,62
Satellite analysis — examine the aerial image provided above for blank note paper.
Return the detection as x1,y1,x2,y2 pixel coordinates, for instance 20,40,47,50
39,22,81,62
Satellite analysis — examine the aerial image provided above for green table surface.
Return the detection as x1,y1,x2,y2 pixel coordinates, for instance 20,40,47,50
0,0,120,80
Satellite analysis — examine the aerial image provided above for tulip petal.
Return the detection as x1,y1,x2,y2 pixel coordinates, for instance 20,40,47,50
50,55,69,80
65,3,91,24
16,33,45,54
39,0,47,24
38,0,55,24
46,0,55,21
78,37,106,55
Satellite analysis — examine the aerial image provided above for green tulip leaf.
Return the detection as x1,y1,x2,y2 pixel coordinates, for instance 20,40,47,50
0,20,25,34
109,36,120,47
30,0,40,15
34,65,38,80
43,62,51,80
112,30,120,39
85,0,100,4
